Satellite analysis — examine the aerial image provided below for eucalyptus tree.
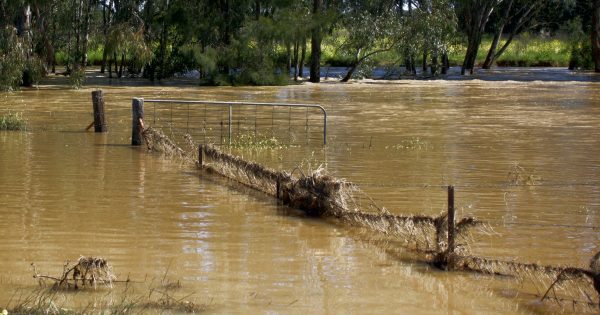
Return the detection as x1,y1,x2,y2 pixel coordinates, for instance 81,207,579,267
337,0,401,82
455,0,503,74
308,0,342,83
408,0,458,75
0,0,50,89
593,0,600,71
481,0,572,69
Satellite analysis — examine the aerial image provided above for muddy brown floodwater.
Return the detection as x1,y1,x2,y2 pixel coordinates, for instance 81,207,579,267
1,70,599,314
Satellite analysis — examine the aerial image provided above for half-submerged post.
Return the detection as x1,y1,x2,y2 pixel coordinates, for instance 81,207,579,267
132,98,144,146
447,185,456,255
198,144,203,167
92,90,107,132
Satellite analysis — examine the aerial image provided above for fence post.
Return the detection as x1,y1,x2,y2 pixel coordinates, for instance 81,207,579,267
198,144,203,167
92,90,107,132
276,176,281,200
132,98,144,146
228,104,232,145
447,185,455,255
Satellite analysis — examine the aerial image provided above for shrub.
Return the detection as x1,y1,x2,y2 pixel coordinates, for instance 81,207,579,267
0,112,27,131
0,27,27,91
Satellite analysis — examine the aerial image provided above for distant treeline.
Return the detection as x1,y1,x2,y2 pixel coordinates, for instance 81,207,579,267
1,0,599,89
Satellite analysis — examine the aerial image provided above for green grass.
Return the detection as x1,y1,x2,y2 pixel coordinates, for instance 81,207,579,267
447,34,571,67
55,47,104,67
0,112,27,131
320,33,572,69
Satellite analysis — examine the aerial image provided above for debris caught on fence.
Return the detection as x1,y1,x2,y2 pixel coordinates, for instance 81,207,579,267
141,127,600,310
32,256,117,290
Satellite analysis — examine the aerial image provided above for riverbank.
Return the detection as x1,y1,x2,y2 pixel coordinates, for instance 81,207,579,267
31,66,600,91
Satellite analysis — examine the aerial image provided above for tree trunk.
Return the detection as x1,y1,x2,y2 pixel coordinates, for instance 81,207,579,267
482,0,513,69
462,34,481,75
101,0,109,73
441,51,449,74
299,37,306,77
81,0,93,68
309,0,322,83
108,56,113,78
286,42,292,76
255,0,260,20
460,1,496,75
33,3,53,71
293,39,299,81
482,32,501,69
16,5,31,37
422,48,428,72
118,52,125,78
341,63,357,82
431,48,438,75
592,0,600,72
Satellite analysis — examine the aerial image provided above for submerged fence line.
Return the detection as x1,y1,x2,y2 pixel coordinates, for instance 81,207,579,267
140,126,600,310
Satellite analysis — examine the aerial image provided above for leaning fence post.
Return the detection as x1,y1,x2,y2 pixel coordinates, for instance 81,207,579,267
198,144,203,167
132,98,144,146
447,185,455,255
276,176,281,200
92,90,107,132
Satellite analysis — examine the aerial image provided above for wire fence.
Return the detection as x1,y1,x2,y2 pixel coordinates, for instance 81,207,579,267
139,120,600,311
143,99,327,146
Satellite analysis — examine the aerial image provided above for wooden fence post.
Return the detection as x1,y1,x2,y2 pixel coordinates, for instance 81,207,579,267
198,144,203,167
92,90,107,132
276,176,281,199
132,98,144,146
447,185,455,255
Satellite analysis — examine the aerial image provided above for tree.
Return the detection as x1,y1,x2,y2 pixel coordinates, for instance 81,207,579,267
309,0,323,82
481,0,572,69
456,0,502,74
593,0,600,71
338,0,400,82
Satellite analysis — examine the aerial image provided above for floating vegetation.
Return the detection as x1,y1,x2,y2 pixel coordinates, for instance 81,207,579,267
11,257,210,314
0,111,27,131
68,68,86,90
508,163,541,185
31,256,116,290
230,133,287,150
385,137,432,151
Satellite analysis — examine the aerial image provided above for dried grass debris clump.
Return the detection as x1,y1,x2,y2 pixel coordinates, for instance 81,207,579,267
32,256,116,290
142,127,186,159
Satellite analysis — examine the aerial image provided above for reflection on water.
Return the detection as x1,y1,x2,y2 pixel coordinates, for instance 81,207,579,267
1,71,599,313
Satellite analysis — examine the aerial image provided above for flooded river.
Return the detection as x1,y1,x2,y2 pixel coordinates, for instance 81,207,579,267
1,70,599,313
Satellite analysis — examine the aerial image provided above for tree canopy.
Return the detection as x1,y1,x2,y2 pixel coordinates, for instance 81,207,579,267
0,0,598,90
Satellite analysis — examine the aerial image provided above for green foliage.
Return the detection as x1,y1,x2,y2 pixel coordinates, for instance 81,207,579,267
2,0,594,86
0,27,27,91
496,35,571,67
565,17,594,70
23,57,46,87
105,23,153,69
68,67,86,89
444,34,572,67
0,112,27,131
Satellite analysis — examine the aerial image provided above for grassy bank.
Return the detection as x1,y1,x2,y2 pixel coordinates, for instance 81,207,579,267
320,33,571,69
447,34,571,67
